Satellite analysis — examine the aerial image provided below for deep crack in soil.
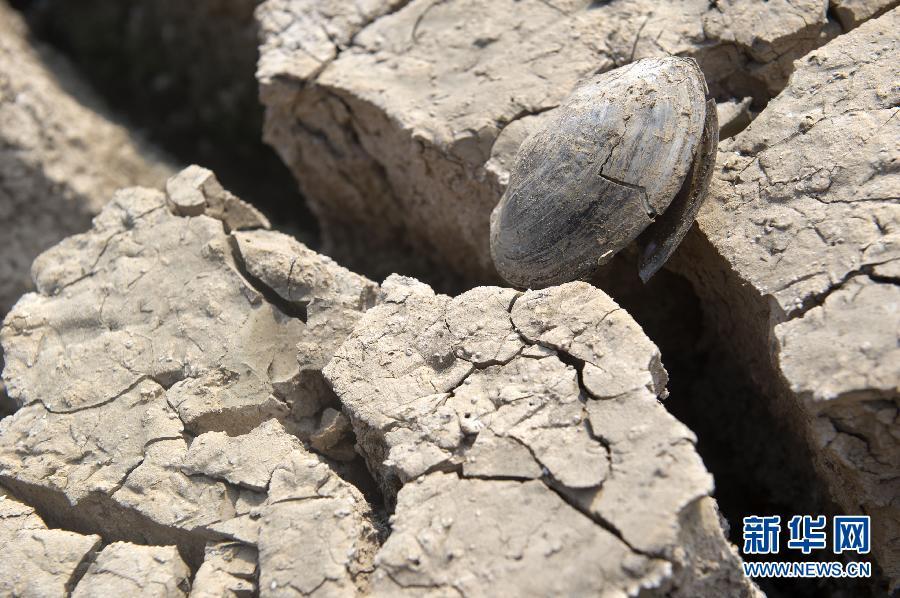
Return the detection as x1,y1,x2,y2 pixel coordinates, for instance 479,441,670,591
591,253,887,596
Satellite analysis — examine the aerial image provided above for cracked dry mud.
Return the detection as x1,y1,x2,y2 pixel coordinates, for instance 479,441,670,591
0,168,759,595
1,0,897,595
257,0,898,590
256,0,850,281
1,488,100,596
2,486,191,596
0,1,172,316
673,8,900,588
0,168,380,595
325,276,759,596
0,0,172,416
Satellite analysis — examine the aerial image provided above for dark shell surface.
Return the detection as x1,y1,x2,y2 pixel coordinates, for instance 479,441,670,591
490,57,716,289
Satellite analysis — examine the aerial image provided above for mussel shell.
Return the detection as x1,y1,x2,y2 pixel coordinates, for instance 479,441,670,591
637,96,718,282
490,57,711,289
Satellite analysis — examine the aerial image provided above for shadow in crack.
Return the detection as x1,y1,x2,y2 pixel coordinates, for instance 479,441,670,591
590,253,885,597
12,0,319,247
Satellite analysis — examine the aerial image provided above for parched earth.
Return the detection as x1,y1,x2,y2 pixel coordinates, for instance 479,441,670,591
0,171,378,595
0,1,171,316
256,0,852,281
673,9,899,584
0,0,897,596
256,0,899,589
0,1,172,418
0,169,758,595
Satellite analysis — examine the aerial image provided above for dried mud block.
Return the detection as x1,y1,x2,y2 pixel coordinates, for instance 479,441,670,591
0,1,172,316
166,164,271,231
257,0,841,281
325,276,760,596
183,419,304,492
0,487,45,534
310,407,357,462
72,542,191,597
2,166,375,426
375,473,659,596
0,0,171,415
673,9,900,587
191,542,257,598
829,0,900,29
0,168,380,580
0,491,102,596
256,459,379,596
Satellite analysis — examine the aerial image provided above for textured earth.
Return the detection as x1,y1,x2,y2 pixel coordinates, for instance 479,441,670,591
673,9,899,583
0,1,172,419
257,0,845,281
325,277,758,596
0,2,171,316
0,168,759,595
0,0,897,595
257,1,899,589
